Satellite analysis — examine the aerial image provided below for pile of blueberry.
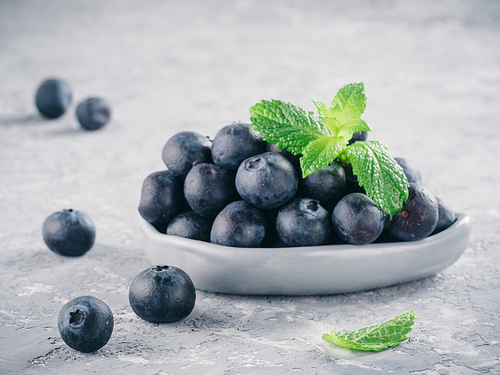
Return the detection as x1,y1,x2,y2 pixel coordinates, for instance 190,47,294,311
139,122,456,247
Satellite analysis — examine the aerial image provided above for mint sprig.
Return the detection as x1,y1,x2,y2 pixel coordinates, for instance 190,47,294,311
322,310,416,351
249,82,409,218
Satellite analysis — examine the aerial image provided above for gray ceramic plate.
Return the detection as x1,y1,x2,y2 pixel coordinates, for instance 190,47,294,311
139,213,471,296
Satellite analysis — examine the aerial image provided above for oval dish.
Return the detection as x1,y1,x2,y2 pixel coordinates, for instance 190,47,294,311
139,212,471,296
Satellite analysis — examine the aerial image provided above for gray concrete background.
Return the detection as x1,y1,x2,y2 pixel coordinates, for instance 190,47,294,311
1,0,499,373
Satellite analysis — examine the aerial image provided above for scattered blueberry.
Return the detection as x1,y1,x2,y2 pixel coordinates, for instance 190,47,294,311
299,161,346,210
35,78,72,119
129,265,196,323
388,184,439,241
76,97,111,131
184,163,238,219
395,157,423,185
276,198,331,247
332,193,385,245
167,211,213,242
138,170,184,233
58,295,113,353
211,200,267,247
235,152,298,209
211,122,266,171
162,131,213,178
42,209,95,256
431,196,456,235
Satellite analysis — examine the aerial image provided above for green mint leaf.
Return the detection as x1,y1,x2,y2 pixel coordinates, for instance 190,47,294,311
249,99,329,155
322,310,416,351
313,83,371,139
299,136,346,177
342,141,409,218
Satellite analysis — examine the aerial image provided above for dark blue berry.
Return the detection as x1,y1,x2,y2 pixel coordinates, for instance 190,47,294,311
235,152,298,209
162,132,212,178
348,131,368,144
35,78,72,119
210,200,267,247
166,211,212,242
394,157,423,185
299,161,346,210
184,163,238,219
431,196,456,235
42,209,95,256
138,170,184,233
388,184,438,241
76,97,111,131
129,266,196,323
332,193,385,245
211,122,266,171
58,296,113,353
276,198,331,247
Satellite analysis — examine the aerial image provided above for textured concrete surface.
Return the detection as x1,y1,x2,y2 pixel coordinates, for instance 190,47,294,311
1,0,499,374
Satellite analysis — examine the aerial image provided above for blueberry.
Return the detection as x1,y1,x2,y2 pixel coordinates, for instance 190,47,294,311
388,184,439,241
431,196,456,235
332,193,385,245
184,163,238,219
394,157,423,185
265,142,301,169
276,198,331,247
138,170,184,233
299,161,346,210
42,209,95,256
76,97,111,131
35,78,72,119
58,296,113,353
211,122,266,171
348,131,368,145
162,132,213,178
343,164,366,194
129,265,196,323
166,211,212,242
210,200,267,247
235,152,298,209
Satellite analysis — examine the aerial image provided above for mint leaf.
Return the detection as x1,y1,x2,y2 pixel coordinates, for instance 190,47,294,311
300,136,346,177
313,82,371,139
322,310,416,351
249,82,409,215
249,99,329,155
342,141,409,219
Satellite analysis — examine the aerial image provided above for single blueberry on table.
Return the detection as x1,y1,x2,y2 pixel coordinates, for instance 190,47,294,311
276,198,331,247
394,157,423,185
138,170,184,233
210,200,267,247
129,265,196,323
332,193,385,245
167,211,213,242
184,163,239,219
76,97,111,131
35,78,72,119
235,152,298,210
388,183,439,241
211,122,266,171
431,196,456,235
162,131,213,178
42,209,95,256
58,295,113,353
299,161,346,211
